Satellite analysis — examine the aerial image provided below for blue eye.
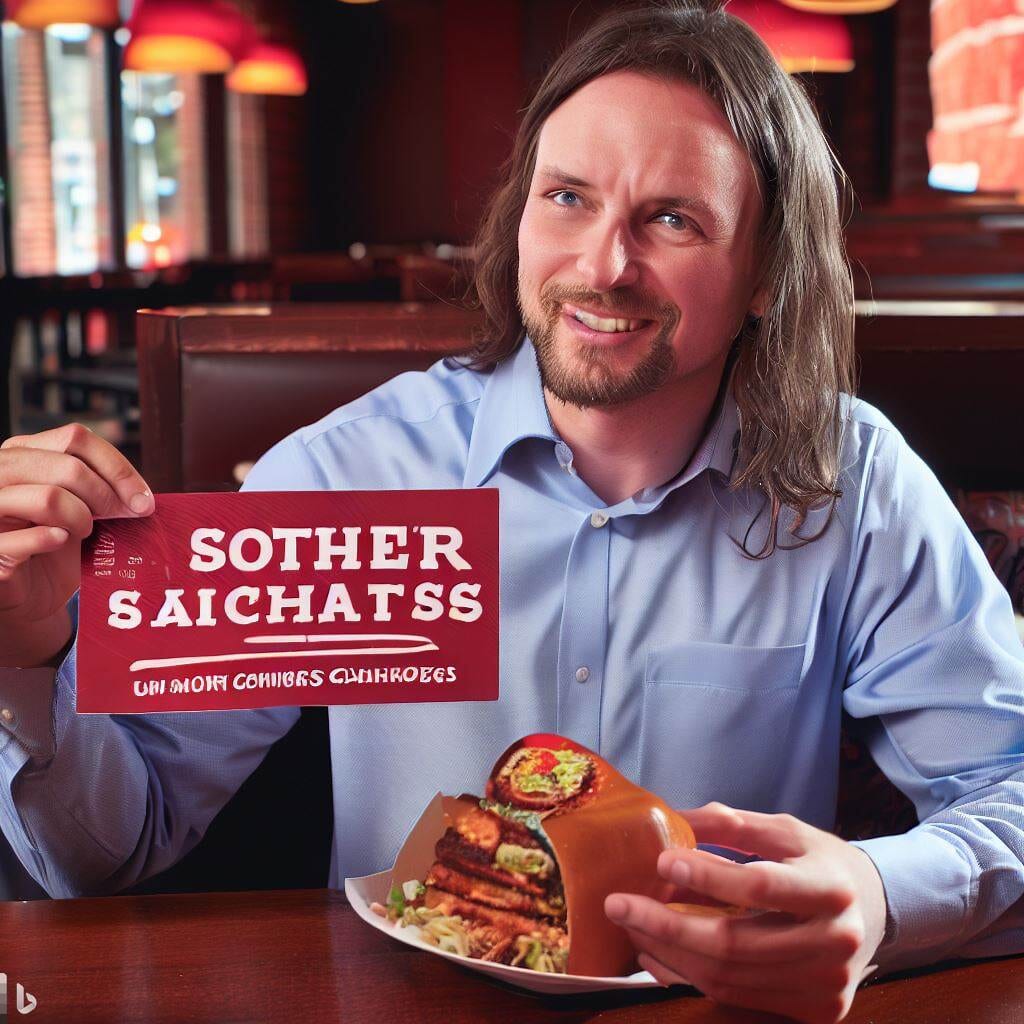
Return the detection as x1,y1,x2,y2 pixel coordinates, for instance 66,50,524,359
549,190,581,207
654,211,694,232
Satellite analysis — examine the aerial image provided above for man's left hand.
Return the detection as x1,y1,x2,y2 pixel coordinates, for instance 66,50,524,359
605,802,888,1024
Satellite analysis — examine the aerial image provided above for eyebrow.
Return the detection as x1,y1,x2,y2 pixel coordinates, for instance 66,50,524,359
537,164,725,231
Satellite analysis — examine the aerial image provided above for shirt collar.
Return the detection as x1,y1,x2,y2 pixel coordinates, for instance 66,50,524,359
464,339,558,487
464,338,741,489
689,358,741,484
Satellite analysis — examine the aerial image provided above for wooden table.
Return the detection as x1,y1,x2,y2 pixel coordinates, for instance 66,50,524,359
1,889,1021,1023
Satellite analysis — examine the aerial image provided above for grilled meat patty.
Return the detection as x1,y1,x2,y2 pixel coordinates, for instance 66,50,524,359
434,829,548,896
423,886,567,948
426,862,566,920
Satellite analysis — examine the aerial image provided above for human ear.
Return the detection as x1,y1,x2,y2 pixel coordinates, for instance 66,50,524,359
748,282,768,320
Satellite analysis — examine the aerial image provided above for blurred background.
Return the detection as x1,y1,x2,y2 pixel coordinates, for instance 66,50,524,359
0,0,1020,452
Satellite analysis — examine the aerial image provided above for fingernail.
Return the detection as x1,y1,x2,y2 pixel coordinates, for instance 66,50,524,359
128,491,153,515
605,894,628,920
670,860,691,886
50,527,69,542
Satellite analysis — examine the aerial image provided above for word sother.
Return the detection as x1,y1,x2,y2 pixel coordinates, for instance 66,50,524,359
106,524,486,629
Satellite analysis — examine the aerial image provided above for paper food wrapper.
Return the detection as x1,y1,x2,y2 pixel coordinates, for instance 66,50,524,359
345,792,684,995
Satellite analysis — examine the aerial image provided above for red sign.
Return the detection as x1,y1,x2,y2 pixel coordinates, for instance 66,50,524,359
78,490,499,713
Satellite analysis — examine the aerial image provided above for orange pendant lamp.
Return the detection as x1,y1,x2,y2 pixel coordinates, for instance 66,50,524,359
4,0,120,28
124,0,253,74
780,0,896,12
227,39,307,95
729,0,854,73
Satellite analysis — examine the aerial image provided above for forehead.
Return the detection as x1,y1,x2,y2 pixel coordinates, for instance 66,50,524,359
535,70,760,226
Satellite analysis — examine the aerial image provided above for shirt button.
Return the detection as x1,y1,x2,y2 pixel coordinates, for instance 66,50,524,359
0,708,13,724
590,511,609,528
575,666,590,683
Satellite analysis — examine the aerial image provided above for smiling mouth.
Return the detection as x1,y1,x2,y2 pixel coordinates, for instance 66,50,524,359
566,305,654,335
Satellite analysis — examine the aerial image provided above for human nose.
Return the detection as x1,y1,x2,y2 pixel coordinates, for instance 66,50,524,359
576,218,640,293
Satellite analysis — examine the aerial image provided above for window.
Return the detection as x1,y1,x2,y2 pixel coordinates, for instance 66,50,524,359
120,69,208,269
2,22,113,275
0,22,215,276
44,24,112,274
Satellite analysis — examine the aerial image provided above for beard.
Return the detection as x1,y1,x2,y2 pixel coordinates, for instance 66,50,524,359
518,281,680,409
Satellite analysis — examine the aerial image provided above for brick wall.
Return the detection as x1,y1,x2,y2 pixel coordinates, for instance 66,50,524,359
247,0,308,254
10,29,56,276
178,74,208,260
87,28,113,267
891,0,933,196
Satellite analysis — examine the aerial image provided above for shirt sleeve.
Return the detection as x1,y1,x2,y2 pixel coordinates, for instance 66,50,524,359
840,426,1024,972
0,432,324,897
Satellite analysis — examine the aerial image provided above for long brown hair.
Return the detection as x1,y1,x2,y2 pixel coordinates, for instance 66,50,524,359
461,0,857,559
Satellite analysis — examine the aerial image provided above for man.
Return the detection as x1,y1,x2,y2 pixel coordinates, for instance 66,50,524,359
1,4,1022,1022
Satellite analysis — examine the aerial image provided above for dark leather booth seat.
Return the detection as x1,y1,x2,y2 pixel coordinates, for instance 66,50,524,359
137,302,481,493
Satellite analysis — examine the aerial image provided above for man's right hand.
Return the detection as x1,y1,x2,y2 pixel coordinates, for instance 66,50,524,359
0,424,154,667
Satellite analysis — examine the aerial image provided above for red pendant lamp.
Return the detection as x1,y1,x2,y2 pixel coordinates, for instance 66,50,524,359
124,0,253,74
4,0,120,28
780,0,896,12
227,39,307,96
729,0,854,73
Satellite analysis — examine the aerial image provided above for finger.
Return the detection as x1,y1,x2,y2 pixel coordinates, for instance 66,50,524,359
651,901,864,966
626,928,817,993
676,801,750,844
636,952,689,988
606,888,847,958
0,483,94,540
680,803,808,860
687,970,852,1024
658,848,854,917
0,445,147,521
2,424,153,517
633,936,854,1023
0,525,70,578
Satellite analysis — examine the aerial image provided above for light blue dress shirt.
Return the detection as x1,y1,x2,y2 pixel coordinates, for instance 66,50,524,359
0,339,1022,972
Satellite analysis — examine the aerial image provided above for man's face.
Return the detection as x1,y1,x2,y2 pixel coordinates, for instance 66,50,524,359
517,71,766,409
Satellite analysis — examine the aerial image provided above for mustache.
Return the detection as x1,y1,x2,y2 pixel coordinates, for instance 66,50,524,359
538,283,678,324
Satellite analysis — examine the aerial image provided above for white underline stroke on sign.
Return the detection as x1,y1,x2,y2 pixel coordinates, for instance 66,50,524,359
242,633,437,645
129,639,439,672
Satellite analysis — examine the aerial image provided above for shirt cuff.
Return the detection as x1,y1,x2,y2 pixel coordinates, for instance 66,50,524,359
0,665,60,765
852,829,974,969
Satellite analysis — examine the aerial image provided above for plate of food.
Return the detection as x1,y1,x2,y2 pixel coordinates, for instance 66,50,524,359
346,733,741,994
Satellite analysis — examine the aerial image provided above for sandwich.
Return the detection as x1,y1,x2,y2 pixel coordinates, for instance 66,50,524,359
378,733,696,976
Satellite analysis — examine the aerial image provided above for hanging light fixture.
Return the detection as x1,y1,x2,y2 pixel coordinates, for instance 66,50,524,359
4,0,120,28
729,0,854,73
124,0,253,74
227,39,307,96
780,0,896,13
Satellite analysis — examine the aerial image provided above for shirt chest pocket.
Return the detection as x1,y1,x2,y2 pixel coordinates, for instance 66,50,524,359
638,640,806,812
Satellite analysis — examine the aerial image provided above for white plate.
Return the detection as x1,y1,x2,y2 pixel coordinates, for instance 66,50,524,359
344,868,670,995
